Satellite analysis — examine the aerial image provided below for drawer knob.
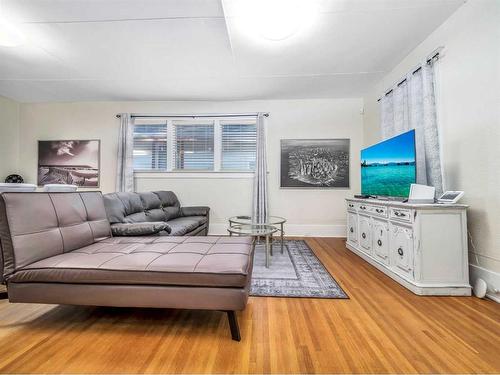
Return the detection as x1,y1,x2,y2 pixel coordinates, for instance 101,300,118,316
377,239,382,246
376,209,383,213
395,211,406,217
360,206,366,210
362,232,366,239
397,247,404,256
350,227,354,233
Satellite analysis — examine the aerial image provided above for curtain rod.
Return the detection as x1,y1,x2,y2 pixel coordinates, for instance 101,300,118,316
115,112,269,119
377,47,443,102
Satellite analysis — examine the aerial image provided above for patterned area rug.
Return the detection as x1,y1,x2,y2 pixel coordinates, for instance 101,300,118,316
250,240,348,299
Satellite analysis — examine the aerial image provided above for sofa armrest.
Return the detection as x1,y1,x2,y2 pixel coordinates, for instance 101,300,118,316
180,206,210,217
111,222,171,236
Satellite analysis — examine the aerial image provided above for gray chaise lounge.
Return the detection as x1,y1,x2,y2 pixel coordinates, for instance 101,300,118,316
0,192,253,341
103,191,210,237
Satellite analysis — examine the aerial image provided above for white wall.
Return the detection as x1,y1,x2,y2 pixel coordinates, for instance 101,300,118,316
362,0,500,297
0,96,20,180
18,98,364,236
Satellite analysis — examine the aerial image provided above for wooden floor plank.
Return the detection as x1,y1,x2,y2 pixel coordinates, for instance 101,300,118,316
0,237,499,374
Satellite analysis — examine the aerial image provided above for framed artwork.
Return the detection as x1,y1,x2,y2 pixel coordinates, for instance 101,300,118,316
37,140,100,187
280,139,350,188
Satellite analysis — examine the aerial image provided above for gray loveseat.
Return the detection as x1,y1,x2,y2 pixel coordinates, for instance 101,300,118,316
103,191,209,237
0,192,253,341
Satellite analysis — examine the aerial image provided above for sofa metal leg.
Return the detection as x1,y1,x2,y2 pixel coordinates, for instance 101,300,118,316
226,310,241,341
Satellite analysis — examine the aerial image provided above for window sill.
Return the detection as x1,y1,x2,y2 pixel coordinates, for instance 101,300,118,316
134,171,255,179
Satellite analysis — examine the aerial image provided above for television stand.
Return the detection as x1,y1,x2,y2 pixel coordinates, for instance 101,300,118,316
345,197,471,296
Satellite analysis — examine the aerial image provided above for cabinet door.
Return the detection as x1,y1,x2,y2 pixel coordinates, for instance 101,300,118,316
347,213,358,244
372,219,389,265
359,215,372,253
390,224,414,280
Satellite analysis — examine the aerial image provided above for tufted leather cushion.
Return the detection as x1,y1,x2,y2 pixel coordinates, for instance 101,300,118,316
167,216,207,236
139,192,166,222
153,191,181,220
103,191,183,224
0,192,111,280
110,222,171,236
10,236,253,288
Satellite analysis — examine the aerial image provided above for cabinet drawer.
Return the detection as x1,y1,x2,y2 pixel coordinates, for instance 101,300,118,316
358,204,370,213
390,208,412,222
390,224,414,280
347,202,357,212
371,205,388,218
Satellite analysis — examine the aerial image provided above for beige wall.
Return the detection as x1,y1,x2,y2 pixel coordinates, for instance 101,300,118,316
0,96,20,180
18,98,364,235
363,0,500,278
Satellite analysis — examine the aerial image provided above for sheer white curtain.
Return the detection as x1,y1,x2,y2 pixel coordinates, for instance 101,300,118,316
379,58,443,195
252,113,268,223
116,113,135,192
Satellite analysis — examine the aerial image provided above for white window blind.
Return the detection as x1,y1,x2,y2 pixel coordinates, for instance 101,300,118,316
173,121,214,170
133,119,168,170
132,115,258,173
221,120,257,171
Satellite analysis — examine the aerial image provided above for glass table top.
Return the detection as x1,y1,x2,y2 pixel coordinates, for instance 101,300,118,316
228,215,286,226
227,224,278,236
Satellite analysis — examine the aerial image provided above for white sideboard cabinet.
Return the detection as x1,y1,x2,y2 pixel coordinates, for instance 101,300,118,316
345,198,471,296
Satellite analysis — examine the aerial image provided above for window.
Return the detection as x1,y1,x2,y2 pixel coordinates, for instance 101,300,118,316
221,121,256,171
133,120,168,170
173,121,214,170
132,116,257,173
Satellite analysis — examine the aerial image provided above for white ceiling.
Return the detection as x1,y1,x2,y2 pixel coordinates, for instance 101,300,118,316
0,0,465,102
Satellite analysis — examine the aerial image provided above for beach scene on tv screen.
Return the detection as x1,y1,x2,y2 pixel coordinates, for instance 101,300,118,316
361,130,416,197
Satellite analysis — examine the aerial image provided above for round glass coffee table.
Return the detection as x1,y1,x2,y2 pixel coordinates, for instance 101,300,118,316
227,224,278,268
228,215,287,254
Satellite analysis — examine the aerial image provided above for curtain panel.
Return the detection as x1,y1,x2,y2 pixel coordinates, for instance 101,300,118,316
116,113,135,192
252,113,268,224
379,60,443,195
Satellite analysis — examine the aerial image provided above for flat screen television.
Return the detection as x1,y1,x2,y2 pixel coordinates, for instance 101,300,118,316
361,130,416,198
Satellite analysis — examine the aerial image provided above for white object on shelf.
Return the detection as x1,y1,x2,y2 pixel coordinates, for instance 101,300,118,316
43,184,78,192
346,197,471,296
408,183,435,204
0,183,37,192
438,191,465,204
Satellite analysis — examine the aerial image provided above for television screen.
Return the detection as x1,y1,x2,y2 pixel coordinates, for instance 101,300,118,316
361,130,416,198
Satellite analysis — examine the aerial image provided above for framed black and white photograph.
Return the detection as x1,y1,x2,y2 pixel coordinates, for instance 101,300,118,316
38,140,100,187
280,139,350,188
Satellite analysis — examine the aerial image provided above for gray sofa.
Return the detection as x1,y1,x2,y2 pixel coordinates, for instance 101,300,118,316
0,192,253,341
103,191,209,237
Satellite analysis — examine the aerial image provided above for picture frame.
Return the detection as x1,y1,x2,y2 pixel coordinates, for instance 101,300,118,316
280,139,350,188
37,140,101,187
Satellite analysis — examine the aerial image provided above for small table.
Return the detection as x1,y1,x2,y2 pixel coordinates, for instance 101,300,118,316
227,224,278,268
228,215,287,254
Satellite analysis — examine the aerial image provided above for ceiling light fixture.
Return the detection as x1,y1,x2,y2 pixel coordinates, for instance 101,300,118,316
0,18,25,47
237,0,317,42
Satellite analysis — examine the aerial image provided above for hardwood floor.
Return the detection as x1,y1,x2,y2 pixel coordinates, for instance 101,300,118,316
0,237,499,373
